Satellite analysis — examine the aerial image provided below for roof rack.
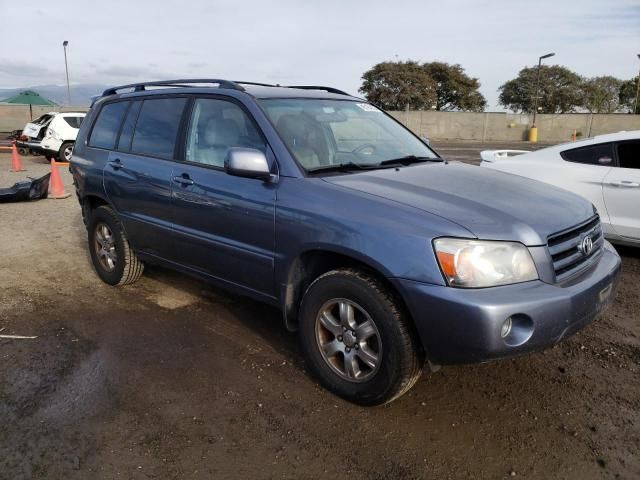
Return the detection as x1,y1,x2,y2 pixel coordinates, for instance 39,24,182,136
100,79,352,99
234,81,278,88
286,85,351,96
236,82,351,96
101,79,245,97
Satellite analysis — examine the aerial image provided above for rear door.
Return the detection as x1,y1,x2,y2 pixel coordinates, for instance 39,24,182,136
603,140,640,240
100,97,187,257
170,96,277,297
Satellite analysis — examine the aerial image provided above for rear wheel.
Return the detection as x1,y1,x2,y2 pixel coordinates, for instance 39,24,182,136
58,141,74,162
88,206,144,286
298,268,423,405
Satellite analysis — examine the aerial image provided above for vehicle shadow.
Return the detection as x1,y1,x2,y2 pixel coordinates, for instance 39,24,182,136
140,264,303,363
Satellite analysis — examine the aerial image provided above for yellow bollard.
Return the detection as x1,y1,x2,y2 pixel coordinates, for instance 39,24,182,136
528,126,538,143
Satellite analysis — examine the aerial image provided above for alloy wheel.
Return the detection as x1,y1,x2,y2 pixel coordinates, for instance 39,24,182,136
94,222,117,272
315,298,382,382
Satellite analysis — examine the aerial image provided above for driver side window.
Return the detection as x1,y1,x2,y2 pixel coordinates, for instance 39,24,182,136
185,98,266,168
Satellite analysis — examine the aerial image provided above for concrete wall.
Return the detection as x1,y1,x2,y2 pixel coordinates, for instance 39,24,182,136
389,110,640,142
2,103,639,142
0,104,89,132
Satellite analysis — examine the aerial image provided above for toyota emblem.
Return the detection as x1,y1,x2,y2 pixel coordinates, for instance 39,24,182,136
580,235,593,256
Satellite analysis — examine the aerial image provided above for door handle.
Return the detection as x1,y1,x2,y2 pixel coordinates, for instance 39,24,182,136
108,158,123,170
172,174,194,186
609,180,640,188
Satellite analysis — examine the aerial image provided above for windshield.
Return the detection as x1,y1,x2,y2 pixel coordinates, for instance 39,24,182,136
259,98,437,171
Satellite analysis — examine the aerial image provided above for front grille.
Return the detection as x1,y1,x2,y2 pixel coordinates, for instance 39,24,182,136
547,215,604,282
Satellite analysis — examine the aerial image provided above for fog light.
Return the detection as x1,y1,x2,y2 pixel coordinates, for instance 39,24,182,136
500,317,513,338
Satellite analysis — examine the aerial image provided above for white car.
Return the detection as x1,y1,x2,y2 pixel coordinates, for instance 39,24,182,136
21,112,86,162
481,131,640,246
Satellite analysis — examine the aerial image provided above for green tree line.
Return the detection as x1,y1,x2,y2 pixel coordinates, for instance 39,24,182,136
359,60,639,114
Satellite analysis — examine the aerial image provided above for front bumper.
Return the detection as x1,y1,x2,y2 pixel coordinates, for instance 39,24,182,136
393,241,621,365
0,173,51,203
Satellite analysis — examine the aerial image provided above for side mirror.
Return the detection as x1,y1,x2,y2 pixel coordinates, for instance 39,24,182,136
224,148,272,181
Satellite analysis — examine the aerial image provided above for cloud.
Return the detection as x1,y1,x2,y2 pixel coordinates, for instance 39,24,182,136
0,60,58,78
0,0,638,109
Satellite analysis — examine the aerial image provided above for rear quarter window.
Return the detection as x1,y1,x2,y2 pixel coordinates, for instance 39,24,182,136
62,116,84,129
560,143,614,166
89,102,129,149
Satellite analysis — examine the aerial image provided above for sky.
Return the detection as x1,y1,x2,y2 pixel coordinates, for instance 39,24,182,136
0,0,639,110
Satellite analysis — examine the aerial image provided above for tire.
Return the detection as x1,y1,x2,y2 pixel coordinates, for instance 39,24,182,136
298,268,423,405
58,141,74,162
87,205,144,286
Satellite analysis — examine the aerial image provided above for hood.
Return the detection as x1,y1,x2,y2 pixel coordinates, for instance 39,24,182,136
323,162,594,245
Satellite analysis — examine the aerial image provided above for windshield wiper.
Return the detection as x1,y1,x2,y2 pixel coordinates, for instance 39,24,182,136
378,155,443,167
307,162,393,174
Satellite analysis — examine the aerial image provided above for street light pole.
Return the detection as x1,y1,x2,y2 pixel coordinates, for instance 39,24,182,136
634,53,640,114
532,52,555,127
63,40,71,105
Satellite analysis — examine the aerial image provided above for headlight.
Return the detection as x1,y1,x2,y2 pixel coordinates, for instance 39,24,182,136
433,238,538,288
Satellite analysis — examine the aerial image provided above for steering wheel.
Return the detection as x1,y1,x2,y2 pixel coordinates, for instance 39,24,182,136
352,144,377,156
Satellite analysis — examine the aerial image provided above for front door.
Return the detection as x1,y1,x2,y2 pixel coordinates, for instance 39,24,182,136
603,140,640,240
170,97,277,297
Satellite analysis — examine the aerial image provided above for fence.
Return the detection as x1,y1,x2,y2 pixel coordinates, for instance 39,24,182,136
388,111,640,142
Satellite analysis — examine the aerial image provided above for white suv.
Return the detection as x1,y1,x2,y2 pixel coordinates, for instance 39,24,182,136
21,112,86,162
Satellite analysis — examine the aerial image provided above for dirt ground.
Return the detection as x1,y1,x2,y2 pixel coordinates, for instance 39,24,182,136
0,144,638,480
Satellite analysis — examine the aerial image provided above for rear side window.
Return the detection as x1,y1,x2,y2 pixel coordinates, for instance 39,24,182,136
617,141,640,169
560,143,614,166
89,102,129,149
117,101,142,152
131,98,187,159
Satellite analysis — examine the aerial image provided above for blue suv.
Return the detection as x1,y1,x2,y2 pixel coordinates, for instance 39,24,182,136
70,79,621,405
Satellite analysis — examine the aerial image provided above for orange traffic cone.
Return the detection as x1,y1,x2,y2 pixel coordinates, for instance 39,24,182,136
571,129,577,141
48,159,70,199
9,141,25,172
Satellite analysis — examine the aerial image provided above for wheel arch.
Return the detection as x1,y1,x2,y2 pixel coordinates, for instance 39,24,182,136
280,248,416,341
80,193,111,227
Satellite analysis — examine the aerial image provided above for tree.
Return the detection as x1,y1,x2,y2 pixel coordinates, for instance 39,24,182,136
422,62,487,112
619,76,639,113
359,61,437,111
581,76,623,113
499,65,583,114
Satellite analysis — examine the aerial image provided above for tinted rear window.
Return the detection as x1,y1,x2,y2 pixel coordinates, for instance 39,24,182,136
560,143,614,166
89,102,129,149
131,98,187,159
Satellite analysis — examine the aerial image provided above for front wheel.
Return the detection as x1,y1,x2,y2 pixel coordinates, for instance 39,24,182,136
298,269,423,405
